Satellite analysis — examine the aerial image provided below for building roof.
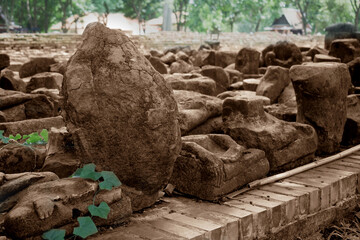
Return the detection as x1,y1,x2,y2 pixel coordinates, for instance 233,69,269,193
268,8,312,33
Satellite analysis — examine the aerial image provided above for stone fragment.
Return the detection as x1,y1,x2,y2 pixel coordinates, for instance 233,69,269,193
278,82,296,106
0,144,45,174
42,127,80,178
243,78,260,91
170,134,269,200
160,52,176,64
223,96,317,172
290,62,350,154
194,50,215,67
150,49,163,58
0,172,59,213
328,39,360,63
165,74,216,96
264,104,297,122
201,65,230,95
149,56,168,74
217,90,270,106
62,23,181,210
342,94,360,145
215,51,237,68
19,57,56,78
49,61,67,75
170,60,193,74
225,69,243,84
347,57,360,86
0,116,64,136
306,46,329,61
4,178,131,239
228,81,243,90
256,66,290,104
25,72,63,93
174,90,223,135
314,54,341,63
0,54,10,71
186,116,223,135
0,69,26,92
24,94,55,119
235,47,260,74
263,41,302,68
176,51,189,62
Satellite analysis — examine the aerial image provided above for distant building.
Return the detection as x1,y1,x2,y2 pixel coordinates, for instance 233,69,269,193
265,8,311,34
0,7,21,33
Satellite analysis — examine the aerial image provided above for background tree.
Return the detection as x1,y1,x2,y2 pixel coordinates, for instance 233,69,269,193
121,0,162,34
89,0,122,26
173,0,190,31
351,0,360,30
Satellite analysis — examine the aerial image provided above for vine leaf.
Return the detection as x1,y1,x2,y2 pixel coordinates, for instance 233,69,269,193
40,129,49,142
0,130,9,144
42,229,66,240
9,134,21,141
71,163,101,181
88,202,110,219
24,132,43,145
73,216,98,239
99,171,121,190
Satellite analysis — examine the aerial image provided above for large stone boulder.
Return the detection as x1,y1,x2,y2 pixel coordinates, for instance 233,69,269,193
148,56,168,74
325,23,357,49
256,66,290,104
342,94,360,145
328,39,360,63
223,96,317,173
194,50,215,67
347,57,360,86
170,134,269,200
215,51,237,68
235,47,260,74
174,90,223,135
61,23,182,209
170,59,193,74
290,62,351,154
263,41,302,68
19,57,56,78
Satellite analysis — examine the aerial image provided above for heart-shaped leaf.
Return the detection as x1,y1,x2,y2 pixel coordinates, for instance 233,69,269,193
71,163,101,181
99,171,121,190
88,201,110,219
42,229,66,240
40,129,49,142
73,216,98,239
9,134,21,141
0,130,9,144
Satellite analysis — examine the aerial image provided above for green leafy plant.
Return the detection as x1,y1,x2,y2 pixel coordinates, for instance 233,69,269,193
42,163,122,240
0,129,48,146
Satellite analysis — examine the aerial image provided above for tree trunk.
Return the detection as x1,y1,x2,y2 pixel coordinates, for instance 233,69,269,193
43,0,49,32
255,18,261,32
26,0,34,31
355,8,360,31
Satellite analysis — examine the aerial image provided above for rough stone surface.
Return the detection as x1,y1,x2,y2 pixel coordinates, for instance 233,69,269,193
194,50,215,67
342,94,360,145
49,61,67,75
306,46,329,61
224,69,243,84
0,144,45,174
0,54,10,71
25,72,63,93
235,47,260,74
215,51,237,68
290,62,351,154
223,96,317,172
170,134,269,200
174,90,223,135
149,56,168,74
264,104,297,122
170,60,193,74
347,57,360,87
186,116,224,135
243,78,260,91
314,54,340,63
19,57,56,78
165,74,216,96
160,52,176,64
217,90,270,105
0,69,26,92
263,41,303,68
256,66,290,103
42,127,80,178
200,65,230,95
4,178,132,239
278,82,297,106
328,39,360,63
61,23,181,209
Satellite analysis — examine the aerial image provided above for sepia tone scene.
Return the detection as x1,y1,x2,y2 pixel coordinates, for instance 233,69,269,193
1,0,360,239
